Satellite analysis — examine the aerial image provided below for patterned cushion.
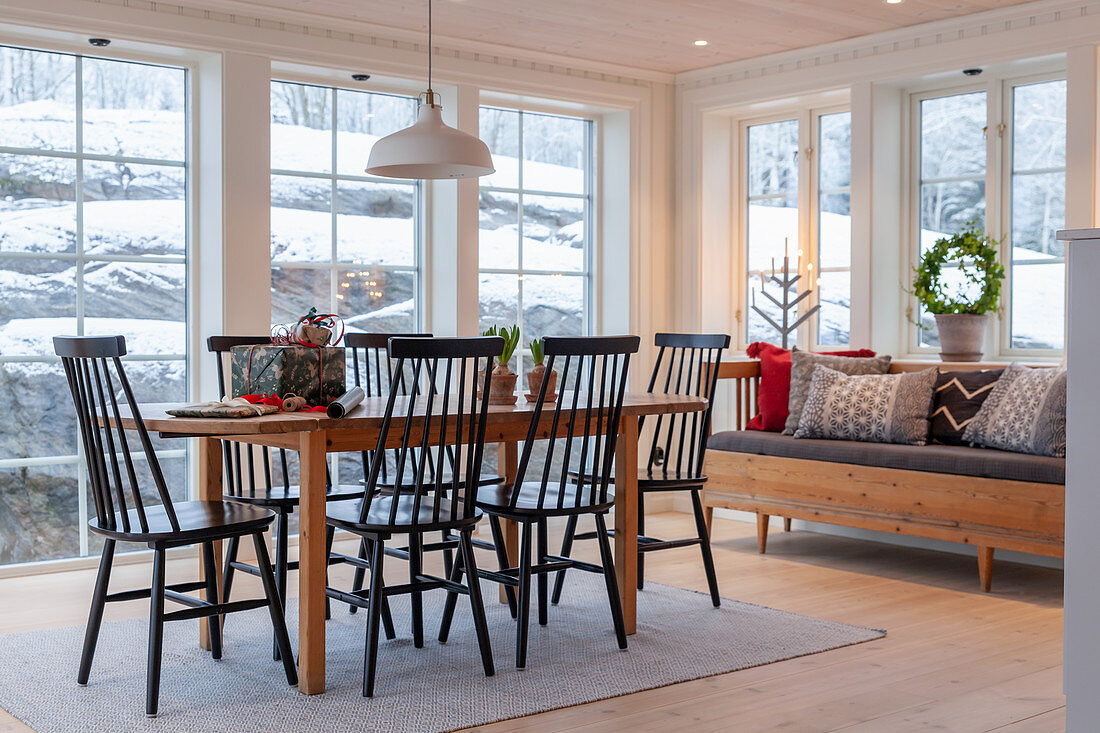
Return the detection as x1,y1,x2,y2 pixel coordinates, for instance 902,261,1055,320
929,369,1004,445
794,366,938,445
783,350,892,434
962,364,1067,458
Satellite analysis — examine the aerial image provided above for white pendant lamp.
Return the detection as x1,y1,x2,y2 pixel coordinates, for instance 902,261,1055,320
365,0,494,179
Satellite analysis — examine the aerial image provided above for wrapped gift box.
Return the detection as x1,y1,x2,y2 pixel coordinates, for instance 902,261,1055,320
230,344,346,406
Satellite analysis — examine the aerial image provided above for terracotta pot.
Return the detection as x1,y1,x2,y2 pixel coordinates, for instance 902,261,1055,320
525,363,558,403
934,313,989,362
478,364,518,405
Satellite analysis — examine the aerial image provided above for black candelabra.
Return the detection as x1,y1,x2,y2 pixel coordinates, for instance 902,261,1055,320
750,240,820,349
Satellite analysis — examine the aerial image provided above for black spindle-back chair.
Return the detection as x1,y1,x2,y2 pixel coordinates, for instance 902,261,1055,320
552,332,729,607
454,335,639,669
323,336,500,697
207,336,364,656
55,335,296,717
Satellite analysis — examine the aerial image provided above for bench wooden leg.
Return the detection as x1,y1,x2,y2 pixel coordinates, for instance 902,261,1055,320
977,546,994,592
783,517,792,532
756,513,770,554
703,504,714,535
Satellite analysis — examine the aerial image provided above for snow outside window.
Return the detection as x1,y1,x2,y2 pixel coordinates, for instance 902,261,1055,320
0,46,189,566
744,111,852,349
914,80,1065,353
477,106,592,374
270,80,420,492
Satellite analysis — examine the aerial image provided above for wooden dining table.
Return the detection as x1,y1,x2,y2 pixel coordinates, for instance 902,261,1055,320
125,391,707,694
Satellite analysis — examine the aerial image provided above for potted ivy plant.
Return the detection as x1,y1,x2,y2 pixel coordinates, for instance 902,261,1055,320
525,338,558,403
480,324,521,404
912,221,1004,361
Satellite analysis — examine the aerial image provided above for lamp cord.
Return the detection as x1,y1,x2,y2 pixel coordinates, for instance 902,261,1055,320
427,0,433,95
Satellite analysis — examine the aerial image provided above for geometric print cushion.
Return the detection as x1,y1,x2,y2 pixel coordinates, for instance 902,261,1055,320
783,349,893,434
962,363,1067,458
793,365,938,446
929,368,1004,445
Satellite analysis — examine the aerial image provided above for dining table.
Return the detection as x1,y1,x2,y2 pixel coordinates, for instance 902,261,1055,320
121,391,708,694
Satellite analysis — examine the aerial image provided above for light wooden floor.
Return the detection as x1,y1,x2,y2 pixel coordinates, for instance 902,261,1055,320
0,512,1065,732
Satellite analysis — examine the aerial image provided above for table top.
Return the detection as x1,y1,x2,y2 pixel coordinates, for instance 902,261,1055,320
123,392,708,436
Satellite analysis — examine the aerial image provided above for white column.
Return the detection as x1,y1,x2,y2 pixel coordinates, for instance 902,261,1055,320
1062,227,1100,732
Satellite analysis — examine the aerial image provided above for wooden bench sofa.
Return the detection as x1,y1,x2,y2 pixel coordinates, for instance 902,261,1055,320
702,360,1064,591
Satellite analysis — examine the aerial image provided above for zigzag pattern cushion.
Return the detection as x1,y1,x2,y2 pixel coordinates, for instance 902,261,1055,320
963,364,1067,458
929,369,1004,445
793,365,938,445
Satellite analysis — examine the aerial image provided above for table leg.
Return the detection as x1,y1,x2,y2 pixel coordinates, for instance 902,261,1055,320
298,430,328,694
197,437,223,651
498,441,519,604
614,416,639,635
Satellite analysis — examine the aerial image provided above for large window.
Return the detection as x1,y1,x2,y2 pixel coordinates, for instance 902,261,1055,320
478,106,593,374
743,109,851,348
0,46,189,566
913,77,1065,352
270,81,420,334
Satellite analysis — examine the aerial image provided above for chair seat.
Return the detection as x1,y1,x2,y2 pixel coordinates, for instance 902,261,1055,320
476,482,614,518
89,501,275,542
568,469,706,491
225,483,366,507
326,494,482,534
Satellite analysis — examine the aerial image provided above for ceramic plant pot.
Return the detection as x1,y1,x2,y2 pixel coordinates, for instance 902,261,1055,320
525,363,558,403
479,364,518,405
934,313,989,362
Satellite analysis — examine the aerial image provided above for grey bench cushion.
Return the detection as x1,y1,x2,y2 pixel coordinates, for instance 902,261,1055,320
707,430,1064,485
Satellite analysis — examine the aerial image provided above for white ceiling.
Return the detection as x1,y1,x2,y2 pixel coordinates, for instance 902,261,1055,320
229,0,1042,74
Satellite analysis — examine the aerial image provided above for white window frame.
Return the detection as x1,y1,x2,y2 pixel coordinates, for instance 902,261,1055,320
268,78,424,332
737,104,852,352
905,68,1066,358
0,42,191,565
477,103,597,374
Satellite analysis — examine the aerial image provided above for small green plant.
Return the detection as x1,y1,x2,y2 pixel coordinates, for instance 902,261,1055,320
912,220,1004,316
483,324,520,368
529,338,544,365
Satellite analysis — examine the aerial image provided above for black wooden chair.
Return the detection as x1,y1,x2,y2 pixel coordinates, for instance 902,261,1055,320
56,335,296,718
551,332,729,607
324,336,499,697
207,336,365,656
446,335,638,669
340,332,503,614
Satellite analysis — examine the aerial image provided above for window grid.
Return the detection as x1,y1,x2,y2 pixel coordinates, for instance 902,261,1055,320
0,48,189,565
909,77,1066,356
815,112,853,347
478,107,594,375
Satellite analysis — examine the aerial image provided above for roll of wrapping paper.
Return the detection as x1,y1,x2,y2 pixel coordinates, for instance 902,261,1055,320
326,386,364,419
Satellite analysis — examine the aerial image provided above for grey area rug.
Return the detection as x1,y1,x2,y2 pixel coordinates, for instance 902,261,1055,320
0,574,884,732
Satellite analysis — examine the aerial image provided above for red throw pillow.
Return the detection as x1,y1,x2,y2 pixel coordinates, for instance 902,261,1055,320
745,343,877,432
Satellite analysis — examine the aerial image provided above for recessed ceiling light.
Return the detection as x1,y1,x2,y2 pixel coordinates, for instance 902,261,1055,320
883,0,904,4
694,40,709,46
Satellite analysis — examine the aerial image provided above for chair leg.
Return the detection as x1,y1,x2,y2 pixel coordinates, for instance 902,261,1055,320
551,514,578,605
537,519,549,626
691,489,721,607
784,517,792,532
437,539,465,644
251,532,298,686
515,521,533,669
459,529,495,678
350,537,368,614
441,529,454,580
363,538,387,697
145,548,167,718
409,533,424,648
594,513,628,651
488,515,518,618
637,490,645,591
221,534,240,622
322,523,332,622
78,539,115,686
201,541,223,660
